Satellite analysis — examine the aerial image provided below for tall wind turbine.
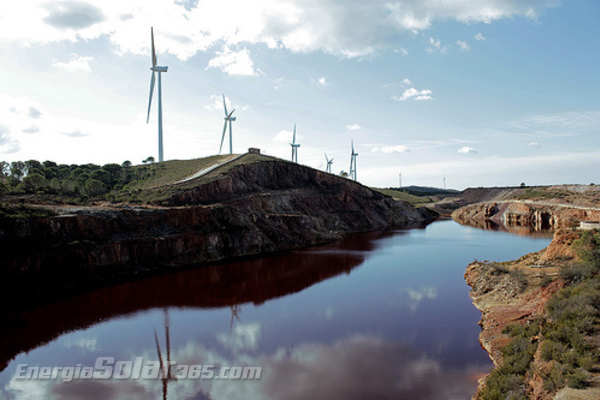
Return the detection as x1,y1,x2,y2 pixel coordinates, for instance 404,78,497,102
349,140,358,181
146,27,168,163
220,94,236,154
324,153,334,173
290,124,300,163
154,310,177,400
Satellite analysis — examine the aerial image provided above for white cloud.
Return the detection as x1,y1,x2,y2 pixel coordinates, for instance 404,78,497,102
395,47,409,55
346,123,360,131
528,142,540,148
318,77,328,85
207,46,259,77
63,337,99,352
402,78,412,86
392,87,433,101
456,40,470,51
273,129,292,142
475,32,486,41
60,129,89,138
457,146,477,154
0,0,557,60
372,145,410,153
217,322,261,352
51,54,93,72
426,36,448,53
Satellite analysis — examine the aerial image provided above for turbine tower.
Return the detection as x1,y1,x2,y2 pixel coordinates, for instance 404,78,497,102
146,27,168,163
220,94,236,154
325,153,334,173
290,124,300,163
349,140,358,181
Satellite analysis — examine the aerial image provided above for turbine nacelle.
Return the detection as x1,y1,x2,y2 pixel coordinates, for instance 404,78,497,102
151,66,169,72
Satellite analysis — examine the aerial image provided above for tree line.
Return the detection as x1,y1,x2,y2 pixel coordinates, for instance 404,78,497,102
0,159,156,201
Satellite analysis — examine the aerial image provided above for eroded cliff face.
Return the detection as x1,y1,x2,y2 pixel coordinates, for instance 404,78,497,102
0,157,437,304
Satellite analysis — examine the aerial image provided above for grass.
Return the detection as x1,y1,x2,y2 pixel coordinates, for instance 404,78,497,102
372,188,432,205
122,154,237,191
0,203,56,219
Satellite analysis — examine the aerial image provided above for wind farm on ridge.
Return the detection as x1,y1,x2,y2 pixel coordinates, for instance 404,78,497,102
145,28,359,181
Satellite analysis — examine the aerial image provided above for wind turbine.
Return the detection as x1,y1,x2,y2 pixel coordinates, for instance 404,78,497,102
324,153,334,173
349,140,358,181
219,94,236,154
290,124,300,163
146,27,168,163
154,310,177,400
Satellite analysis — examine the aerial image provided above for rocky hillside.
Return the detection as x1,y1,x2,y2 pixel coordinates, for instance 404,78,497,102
0,153,437,306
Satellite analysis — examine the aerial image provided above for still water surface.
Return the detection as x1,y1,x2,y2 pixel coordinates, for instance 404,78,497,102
0,220,551,400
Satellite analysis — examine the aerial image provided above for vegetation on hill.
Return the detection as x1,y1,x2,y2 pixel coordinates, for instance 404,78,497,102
0,155,237,205
478,230,600,399
372,188,433,205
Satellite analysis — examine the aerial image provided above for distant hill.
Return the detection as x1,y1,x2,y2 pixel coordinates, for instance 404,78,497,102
387,185,460,198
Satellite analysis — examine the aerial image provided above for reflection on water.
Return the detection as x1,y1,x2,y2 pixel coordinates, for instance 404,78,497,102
455,217,555,239
0,221,551,400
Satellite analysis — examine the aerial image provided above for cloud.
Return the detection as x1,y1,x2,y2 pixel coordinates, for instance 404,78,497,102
273,129,302,142
456,40,470,51
0,124,20,154
395,47,409,55
475,32,486,41
402,78,411,86
372,145,410,153
346,124,360,131
63,337,99,352
28,107,42,119
22,126,40,134
217,322,261,352
457,146,477,154
392,87,433,101
318,77,328,86
60,129,88,137
528,142,540,148
426,37,447,53
400,286,438,312
206,46,259,77
0,0,558,59
51,54,93,72
43,1,105,29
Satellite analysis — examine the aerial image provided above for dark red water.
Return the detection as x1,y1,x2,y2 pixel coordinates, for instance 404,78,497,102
0,220,551,399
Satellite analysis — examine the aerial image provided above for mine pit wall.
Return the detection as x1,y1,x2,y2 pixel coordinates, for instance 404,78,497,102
453,201,600,232
0,160,438,304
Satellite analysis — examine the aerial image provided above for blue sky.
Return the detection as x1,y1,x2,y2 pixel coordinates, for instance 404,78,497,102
0,0,598,189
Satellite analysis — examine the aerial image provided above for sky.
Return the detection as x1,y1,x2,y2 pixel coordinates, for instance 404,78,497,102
0,0,599,189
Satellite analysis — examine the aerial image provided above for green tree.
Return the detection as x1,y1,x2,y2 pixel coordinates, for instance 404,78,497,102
121,160,132,168
84,179,107,197
10,161,26,182
22,173,48,192
143,156,155,164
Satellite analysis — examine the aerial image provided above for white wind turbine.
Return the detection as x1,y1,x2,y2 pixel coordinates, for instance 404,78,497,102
349,140,358,181
219,94,236,154
290,124,300,163
146,27,168,163
324,153,334,173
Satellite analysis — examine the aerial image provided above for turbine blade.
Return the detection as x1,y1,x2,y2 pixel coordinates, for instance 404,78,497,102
219,121,227,153
222,94,228,116
293,124,296,144
331,158,334,162
154,330,165,377
151,27,157,68
351,139,354,153
227,109,236,119
324,152,328,162
146,72,156,123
